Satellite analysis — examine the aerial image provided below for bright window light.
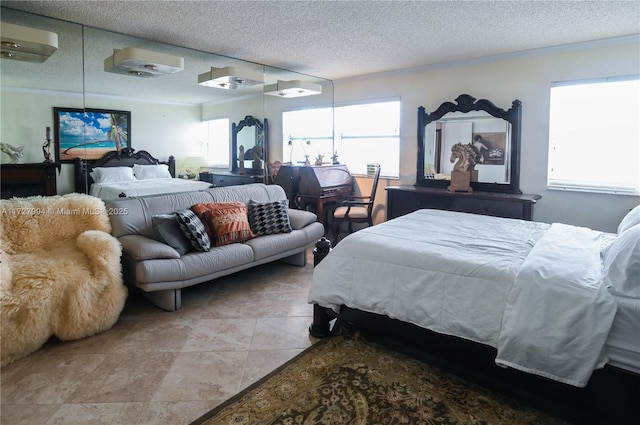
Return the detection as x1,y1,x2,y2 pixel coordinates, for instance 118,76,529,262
548,76,640,195
282,100,400,177
204,117,230,168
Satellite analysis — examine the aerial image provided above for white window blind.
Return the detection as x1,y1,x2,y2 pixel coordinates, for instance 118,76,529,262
281,100,400,178
547,76,640,195
204,117,230,168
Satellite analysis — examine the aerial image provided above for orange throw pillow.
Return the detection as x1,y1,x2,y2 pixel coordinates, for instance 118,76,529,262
191,202,255,246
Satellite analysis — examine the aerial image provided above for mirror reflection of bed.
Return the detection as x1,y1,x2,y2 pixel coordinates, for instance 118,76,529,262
74,148,213,199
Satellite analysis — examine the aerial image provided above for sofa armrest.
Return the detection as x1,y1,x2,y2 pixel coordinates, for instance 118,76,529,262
119,234,180,260
288,209,318,230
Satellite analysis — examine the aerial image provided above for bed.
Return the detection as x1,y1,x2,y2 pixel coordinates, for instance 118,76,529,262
308,207,640,388
73,148,212,199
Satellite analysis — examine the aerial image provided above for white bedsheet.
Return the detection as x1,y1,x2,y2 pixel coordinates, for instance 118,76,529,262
495,223,617,387
90,178,212,199
309,209,549,346
606,294,640,375
308,209,620,387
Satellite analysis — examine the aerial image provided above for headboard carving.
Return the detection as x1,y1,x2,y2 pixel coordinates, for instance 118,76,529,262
74,148,176,193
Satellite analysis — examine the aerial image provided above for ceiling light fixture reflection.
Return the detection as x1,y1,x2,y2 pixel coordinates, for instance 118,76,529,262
198,66,264,89
264,80,322,98
104,47,184,78
0,23,58,63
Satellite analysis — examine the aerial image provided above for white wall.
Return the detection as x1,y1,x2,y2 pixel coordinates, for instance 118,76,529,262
334,38,640,232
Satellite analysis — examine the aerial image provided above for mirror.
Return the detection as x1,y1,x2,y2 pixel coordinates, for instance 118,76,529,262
417,94,522,194
1,6,333,195
231,115,268,179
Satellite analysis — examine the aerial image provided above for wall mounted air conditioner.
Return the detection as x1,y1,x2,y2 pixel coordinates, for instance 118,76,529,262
104,47,184,78
1,23,58,63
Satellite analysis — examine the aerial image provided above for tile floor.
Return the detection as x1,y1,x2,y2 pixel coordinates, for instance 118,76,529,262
1,249,320,425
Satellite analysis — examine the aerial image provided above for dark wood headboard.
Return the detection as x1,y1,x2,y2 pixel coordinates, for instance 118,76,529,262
73,148,176,194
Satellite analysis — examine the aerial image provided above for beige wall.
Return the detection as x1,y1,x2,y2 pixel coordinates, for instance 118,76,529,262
336,37,640,232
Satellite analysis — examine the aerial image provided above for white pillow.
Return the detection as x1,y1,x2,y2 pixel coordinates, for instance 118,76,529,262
133,164,172,180
92,167,135,183
602,223,640,298
617,204,640,234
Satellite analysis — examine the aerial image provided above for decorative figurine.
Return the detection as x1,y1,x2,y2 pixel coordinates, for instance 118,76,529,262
0,142,25,164
331,151,339,164
42,126,53,162
447,142,481,192
314,153,324,166
238,145,245,174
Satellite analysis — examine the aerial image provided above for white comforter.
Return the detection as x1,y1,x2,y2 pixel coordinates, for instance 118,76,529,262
308,209,618,387
90,178,212,199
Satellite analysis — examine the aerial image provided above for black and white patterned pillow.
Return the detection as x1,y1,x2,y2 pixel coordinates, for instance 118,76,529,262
248,199,292,236
175,209,211,251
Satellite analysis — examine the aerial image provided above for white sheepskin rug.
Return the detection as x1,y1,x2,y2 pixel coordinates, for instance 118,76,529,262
1,193,128,367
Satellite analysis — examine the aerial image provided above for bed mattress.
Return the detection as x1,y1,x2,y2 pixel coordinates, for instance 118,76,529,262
309,209,629,386
606,294,640,374
90,178,212,199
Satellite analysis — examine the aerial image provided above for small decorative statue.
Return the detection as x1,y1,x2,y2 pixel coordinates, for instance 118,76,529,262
252,145,263,170
331,151,339,165
238,145,245,174
0,142,25,164
42,125,53,162
304,154,310,166
315,153,324,166
447,142,481,192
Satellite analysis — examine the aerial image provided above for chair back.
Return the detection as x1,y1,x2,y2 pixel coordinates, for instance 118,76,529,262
368,164,382,207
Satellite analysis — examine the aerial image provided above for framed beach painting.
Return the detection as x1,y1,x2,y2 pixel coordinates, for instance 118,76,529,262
53,107,131,162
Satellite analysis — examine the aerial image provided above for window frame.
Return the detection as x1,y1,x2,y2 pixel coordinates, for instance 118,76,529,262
547,75,640,196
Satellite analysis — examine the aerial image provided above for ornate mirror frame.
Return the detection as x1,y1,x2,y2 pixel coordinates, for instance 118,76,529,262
231,115,269,178
417,94,522,194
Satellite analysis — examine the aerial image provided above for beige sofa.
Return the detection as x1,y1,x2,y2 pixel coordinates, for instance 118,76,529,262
105,183,324,311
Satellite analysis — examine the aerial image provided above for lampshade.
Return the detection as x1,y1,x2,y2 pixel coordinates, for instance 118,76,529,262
104,47,184,78
1,23,58,63
198,66,264,89
264,80,322,98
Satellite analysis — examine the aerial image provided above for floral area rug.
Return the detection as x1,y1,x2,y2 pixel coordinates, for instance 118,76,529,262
190,334,569,425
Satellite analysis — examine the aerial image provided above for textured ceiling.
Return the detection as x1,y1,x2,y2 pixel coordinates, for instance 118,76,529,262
3,0,640,81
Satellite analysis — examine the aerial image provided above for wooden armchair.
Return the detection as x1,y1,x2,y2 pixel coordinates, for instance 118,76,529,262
332,164,381,244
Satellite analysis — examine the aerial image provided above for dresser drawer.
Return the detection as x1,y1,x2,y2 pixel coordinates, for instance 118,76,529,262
386,186,540,221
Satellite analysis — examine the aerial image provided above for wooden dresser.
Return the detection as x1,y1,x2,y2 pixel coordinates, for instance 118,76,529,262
386,185,540,221
1,163,59,199
199,171,264,187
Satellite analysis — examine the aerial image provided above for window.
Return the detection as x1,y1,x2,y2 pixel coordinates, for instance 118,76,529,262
204,117,230,168
335,101,400,177
548,76,640,195
282,100,400,177
282,108,333,166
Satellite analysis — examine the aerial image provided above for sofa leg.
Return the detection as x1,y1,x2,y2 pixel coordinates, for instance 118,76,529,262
280,251,307,267
142,289,182,311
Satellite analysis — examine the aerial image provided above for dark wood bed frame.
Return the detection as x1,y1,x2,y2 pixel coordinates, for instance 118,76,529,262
308,239,639,425
73,148,176,194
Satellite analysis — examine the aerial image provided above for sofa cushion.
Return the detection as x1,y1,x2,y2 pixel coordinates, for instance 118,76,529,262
192,202,255,246
152,214,193,256
119,235,181,260
248,199,292,236
287,209,318,230
175,209,210,251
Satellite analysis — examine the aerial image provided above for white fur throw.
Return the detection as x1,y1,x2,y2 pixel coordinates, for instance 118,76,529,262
1,193,128,367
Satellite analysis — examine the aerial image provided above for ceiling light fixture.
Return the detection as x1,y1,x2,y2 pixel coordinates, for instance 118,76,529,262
0,23,58,63
104,47,184,78
198,66,264,89
264,80,322,98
